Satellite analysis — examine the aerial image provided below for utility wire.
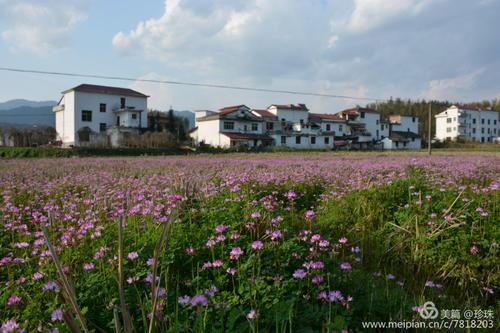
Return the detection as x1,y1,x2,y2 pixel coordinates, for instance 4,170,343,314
0,66,385,102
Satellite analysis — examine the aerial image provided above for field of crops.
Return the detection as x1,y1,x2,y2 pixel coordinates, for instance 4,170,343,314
0,152,498,332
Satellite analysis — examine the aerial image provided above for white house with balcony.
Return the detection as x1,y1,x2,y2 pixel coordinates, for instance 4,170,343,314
53,84,148,147
193,105,274,148
435,105,499,143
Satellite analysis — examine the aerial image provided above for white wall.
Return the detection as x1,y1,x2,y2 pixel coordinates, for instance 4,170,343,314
74,91,147,136
197,119,225,147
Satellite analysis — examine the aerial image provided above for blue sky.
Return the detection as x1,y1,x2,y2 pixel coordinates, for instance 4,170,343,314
0,0,499,112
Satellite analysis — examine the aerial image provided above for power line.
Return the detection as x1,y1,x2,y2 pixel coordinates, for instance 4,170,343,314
0,66,385,102
0,114,54,116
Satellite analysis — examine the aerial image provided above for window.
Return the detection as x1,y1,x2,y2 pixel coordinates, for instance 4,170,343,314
244,125,248,131
472,128,476,134
453,117,456,121
266,122,274,130
324,137,330,144
99,103,106,112
487,119,490,125
481,119,485,124
326,124,331,131
120,97,126,109
310,136,316,144
300,119,304,125
376,130,379,137
339,125,343,132
131,114,137,120
446,127,452,133
295,136,301,144
472,119,476,124
381,124,385,130
81,110,92,122
481,137,485,143
99,123,107,132
494,120,497,125
487,128,490,134
376,119,379,125
481,128,485,134
251,123,258,131
116,116,120,126
281,136,286,145
223,121,234,130
412,117,416,122
407,128,410,132
488,137,491,142
447,118,452,123
494,128,497,134
403,142,407,147
360,112,365,118
395,141,399,148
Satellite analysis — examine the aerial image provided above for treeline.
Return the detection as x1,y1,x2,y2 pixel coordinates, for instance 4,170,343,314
365,98,500,142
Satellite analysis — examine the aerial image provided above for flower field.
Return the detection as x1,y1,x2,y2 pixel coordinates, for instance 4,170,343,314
0,153,498,332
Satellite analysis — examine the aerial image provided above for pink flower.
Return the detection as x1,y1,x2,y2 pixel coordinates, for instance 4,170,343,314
127,252,139,260
32,271,45,280
251,212,261,219
229,247,243,260
147,258,156,266
247,309,259,320
186,246,195,255
251,240,264,251
304,210,315,220
191,294,208,307
340,262,352,271
178,295,190,305
312,275,324,284
206,239,216,248
338,237,348,245
212,259,223,267
226,267,238,275
470,245,479,255
271,229,282,241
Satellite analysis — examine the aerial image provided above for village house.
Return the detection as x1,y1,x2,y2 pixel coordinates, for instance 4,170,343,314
434,105,499,143
381,115,421,149
334,107,381,149
52,84,149,147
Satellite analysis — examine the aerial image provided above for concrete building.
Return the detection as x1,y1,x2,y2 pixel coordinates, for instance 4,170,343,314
53,84,148,147
381,115,422,149
435,105,499,143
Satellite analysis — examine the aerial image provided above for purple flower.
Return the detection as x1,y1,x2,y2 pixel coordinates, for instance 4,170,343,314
42,280,59,292
204,285,218,297
338,237,348,245
350,246,361,253
178,295,190,305
312,275,324,285
251,212,261,219
470,245,479,255
32,271,45,280
285,191,297,200
340,262,352,271
205,239,216,248
226,267,237,275
251,240,264,251
51,308,64,322
127,252,139,260
319,239,329,248
386,274,396,280
425,280,435,288
1,319,19,332
6,295,21,307
191,294,208,307
229,247,243,260
83,262,95,270
215,224,227,233
293,269,307,279
146,258,156,266
127,276,139,284
271,229,282,241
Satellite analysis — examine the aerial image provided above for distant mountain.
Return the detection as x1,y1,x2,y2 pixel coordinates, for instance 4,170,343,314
0,99,57,110
174,110,195,129
0,100,56,128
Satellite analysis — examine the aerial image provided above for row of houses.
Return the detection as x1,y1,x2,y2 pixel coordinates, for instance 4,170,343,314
189,104,421,150
48,83,499,148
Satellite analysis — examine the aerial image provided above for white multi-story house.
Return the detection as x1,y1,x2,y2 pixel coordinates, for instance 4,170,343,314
382,115,421,149
53,84,148,147
435,105,499,143
193,105,274,148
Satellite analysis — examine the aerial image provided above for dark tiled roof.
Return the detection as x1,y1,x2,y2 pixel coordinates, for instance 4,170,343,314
269,103,309,111
64,84,149,98
219,105,250,115
223,132,274,141
390,131,421,141
340,106,378,115
253,109,276,118
308,113,344,121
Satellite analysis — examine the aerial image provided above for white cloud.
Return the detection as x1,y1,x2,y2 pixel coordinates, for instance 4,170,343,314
346,0,437,33
0,0,88,54
421,68,485,100
128,73,176,110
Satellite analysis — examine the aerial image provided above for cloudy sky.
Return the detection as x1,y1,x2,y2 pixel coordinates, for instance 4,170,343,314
0,0,499,112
